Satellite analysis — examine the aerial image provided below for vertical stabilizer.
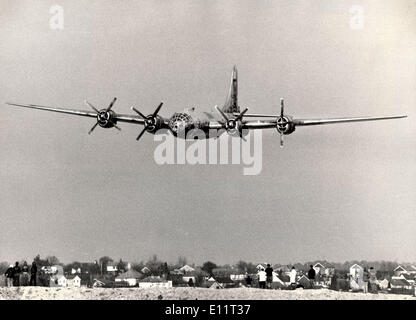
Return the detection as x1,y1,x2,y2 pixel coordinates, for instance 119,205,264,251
222,65,239,113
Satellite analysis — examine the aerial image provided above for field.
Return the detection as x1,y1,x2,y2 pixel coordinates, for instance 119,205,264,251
0,286,415,300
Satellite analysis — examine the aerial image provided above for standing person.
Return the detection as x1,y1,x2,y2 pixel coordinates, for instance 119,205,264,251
363,267,370,293
265,264,273,289
257,268,266,289
245,273,252,287
5,265,14,287
21,261,29,286
308,265,316,289
289,266,297,289
30,261,37,286
13,262,21,287
368,267,377,294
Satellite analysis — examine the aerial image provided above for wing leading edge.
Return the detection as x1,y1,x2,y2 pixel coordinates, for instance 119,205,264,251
5,102,145,124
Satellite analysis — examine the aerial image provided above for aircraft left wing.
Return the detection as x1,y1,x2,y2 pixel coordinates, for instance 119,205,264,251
5,102,144,124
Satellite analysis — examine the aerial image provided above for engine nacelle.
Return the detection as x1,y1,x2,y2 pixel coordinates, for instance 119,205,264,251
276,115,296,135
97,109,117,128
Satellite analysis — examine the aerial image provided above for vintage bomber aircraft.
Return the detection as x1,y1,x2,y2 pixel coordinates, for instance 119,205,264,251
6,66,407,147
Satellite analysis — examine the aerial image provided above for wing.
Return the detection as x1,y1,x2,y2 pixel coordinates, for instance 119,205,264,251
5,102,145,124
237,115,407,129
292,115,407,126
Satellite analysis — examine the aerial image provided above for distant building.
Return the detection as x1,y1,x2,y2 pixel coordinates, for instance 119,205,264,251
394,265,416,277
390,278,413,290
106,263,118,273
50,275,67,287
141,266,151,274
66,275,81,287
298,275,312,289
139,276,172,288
71,268,81,274
115,269,143,287
376,279,389,290
179,265,195,273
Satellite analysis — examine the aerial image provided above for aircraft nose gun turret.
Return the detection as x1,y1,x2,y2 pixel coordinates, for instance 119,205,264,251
168,112,194,137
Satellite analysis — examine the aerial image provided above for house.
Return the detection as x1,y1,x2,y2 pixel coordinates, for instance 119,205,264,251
210,276,236,288
256,264,267,271
392,273,415,285
394,265,416,277
93,279,105,287
139,276,172,288
115,269,143,287
179,265,195,273
208,277,224,289
349,264,364,291
313,263,325,275
67,275,81,287
71,268,81,274
141,266,151,274
50,275,67,287
376,279,389,290
230,274,246,281
106,263,118,273
390,278,413,290
298,275,312,289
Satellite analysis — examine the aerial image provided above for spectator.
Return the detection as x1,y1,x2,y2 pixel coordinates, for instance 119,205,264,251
363,267,370,293
265,264,273,289
308,265,316,288
289,266,297,288
245,273,252,287
13,262,21,287
257,268,266,289
30,261,37,286
188,278,194,287
5,265,14,287
21,261,29,286
368,267,378,294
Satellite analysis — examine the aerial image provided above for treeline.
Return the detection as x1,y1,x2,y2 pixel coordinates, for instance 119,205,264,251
0,254,412,276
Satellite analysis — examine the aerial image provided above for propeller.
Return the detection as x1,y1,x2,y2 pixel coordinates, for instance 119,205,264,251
85,97,121,134
131,102,164,141
215,105,248,139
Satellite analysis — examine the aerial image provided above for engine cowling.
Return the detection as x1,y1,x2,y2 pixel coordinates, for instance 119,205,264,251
97,109,117,128
276,115,295,135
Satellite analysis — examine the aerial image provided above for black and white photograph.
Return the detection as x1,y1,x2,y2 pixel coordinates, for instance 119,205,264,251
0,0,415,313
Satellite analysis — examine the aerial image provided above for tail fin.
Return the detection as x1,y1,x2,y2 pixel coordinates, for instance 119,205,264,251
222,65,239,113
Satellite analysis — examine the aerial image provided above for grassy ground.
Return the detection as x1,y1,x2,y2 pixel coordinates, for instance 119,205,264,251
0,286,415,300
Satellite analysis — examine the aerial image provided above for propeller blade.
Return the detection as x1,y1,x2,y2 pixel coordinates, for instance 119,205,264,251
106,97,117,111
235,107,249,121
88,122,99,135
280,132,284,148
131,107,146,119
240,131,247,142
109,120,121,131
136,128,147,141
215,105,229,121
152,102,164,117
280,98,284,118
85,100,99,113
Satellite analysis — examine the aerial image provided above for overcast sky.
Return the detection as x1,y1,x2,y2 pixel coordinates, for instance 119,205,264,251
0,0,415,266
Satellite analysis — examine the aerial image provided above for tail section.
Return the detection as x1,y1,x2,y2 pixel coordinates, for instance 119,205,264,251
222,65,239,113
